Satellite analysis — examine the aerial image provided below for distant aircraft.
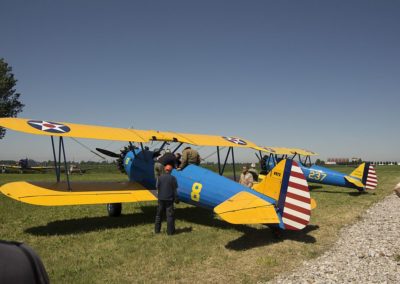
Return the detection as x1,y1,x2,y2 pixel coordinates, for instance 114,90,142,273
258,147,378,192
0,158,54,173
68,164,89,175
0,118,316,232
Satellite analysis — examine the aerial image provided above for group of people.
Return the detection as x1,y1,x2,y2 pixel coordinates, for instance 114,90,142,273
153,146,201,179
153,147,200,236
152,146,260,236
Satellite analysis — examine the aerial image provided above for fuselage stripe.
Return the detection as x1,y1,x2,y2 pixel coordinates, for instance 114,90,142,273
290,171,305,180
283,212,309,225
283,207,310,221
288,176,308,187
284,202,311,215
282,217,306,229
287,186,310,198
286,192,310,204
285,196,311,210
288,181,309,192
290,166,303,174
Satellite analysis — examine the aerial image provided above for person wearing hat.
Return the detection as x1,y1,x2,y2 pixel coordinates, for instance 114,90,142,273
239,166,254,188
155,164,179,235
248,162,259,182
177,146,200,170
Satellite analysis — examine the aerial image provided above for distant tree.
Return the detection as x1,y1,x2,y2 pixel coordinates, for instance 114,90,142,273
0,58,24,139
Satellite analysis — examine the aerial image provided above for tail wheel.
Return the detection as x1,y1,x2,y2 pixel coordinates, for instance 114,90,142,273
107,203,122,217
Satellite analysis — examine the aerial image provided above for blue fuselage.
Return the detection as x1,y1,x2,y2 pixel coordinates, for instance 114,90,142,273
123,149,276,210
299,165,360,189
266,157,363,191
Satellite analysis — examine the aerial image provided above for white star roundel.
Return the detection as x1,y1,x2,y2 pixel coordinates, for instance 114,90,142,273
27,120,71,133
222,136,247,145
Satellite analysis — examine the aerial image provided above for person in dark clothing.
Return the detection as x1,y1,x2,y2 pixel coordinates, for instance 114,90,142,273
155,164,179,235
157,151,177,168
0,240,50,284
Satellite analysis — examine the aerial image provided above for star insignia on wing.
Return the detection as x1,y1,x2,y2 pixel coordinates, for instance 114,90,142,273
222,136,247,145
27,120,71,133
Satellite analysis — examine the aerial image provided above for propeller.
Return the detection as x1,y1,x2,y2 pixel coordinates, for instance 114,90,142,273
96,148,120,158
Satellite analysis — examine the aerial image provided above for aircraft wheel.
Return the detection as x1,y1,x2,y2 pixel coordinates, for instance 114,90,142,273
107,203,122,217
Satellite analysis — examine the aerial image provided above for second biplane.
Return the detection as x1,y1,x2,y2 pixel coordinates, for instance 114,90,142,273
1,158,54,173
258,146,378,192
0,118,316,232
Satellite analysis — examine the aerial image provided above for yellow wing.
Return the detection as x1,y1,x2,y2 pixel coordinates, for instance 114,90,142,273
213,191,279,224
259,146,318,156
0,117,258,148
0,181,157,206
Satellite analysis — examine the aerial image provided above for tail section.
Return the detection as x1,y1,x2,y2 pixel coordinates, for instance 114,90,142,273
349,163,378,190
253,160,312,230
279,161,311,230
364,163,378,190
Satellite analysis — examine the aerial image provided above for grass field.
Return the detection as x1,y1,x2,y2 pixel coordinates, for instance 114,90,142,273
1,165,399,283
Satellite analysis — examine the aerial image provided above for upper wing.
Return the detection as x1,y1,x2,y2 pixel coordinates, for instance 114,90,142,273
0,118,257,148
259,146,318,156
0,181,157,206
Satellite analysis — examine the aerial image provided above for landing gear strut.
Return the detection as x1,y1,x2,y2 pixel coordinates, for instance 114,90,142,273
107,203,122,217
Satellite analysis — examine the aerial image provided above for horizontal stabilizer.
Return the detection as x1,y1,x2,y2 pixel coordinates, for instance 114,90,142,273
214,191,279,224
310,198,317,210
344,175,364,188
0,181,157,206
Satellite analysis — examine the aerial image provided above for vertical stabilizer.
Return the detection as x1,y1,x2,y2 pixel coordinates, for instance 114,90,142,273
364,163,378,190
278,161,311,230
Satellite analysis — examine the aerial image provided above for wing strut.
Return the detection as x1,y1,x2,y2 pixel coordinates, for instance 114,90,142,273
50,136,71,191
217,146,237,181
51,136,60,182
172,142,183,153
217,146,221,175
231,147,237,182
220,146,231,175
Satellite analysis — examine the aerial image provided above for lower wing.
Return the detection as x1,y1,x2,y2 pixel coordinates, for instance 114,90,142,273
0,181,157,206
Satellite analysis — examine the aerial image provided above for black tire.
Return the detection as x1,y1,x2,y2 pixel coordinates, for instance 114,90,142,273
107,203,122,217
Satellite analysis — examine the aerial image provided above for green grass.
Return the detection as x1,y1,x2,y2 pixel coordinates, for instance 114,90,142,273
0,166,399,283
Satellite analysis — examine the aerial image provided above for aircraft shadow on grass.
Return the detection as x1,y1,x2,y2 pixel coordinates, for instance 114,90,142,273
309,185,365,196
25,205,318,250
308,185,323,190
311,188,372,196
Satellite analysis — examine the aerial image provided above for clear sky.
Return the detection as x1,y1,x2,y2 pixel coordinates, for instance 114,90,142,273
1,0,399,163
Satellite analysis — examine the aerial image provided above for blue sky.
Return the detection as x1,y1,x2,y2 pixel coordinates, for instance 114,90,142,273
1,0,399,162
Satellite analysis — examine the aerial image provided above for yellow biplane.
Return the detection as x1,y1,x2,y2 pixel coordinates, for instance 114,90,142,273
0,118,315,231
0,158,54,174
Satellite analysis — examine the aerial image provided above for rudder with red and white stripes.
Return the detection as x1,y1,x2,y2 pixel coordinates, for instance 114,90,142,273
277,160,311,231
365,164,378,190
